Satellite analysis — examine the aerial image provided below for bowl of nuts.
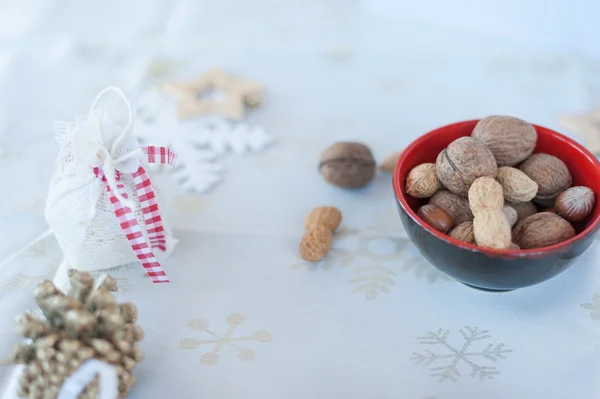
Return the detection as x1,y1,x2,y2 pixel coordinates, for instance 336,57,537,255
393,116,600,291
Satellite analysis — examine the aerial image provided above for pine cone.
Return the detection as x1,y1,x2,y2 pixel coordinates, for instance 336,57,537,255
5,271,144,399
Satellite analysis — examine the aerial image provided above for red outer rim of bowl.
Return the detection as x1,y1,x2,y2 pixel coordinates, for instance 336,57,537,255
393,119,600,258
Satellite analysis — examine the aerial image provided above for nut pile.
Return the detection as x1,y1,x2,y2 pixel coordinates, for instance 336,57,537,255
5,270,144,399
299,206,342,261
405,115,596,250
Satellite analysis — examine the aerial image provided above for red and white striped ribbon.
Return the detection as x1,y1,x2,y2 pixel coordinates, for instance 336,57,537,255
93,146,176,283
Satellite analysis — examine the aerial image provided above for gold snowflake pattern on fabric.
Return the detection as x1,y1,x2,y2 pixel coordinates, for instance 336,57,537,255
412,326,512,382
581,294,600,320
180,314,272,366
292,227,451,300
0,273,43,292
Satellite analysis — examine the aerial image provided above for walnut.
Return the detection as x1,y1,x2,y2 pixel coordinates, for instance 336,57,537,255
319,142,376,188
513,212,576,249
471,115,537,166
436,137,497,196
429,190,474,225
496,166,538,203
405,163,442,198
519,153,572,207
473,208,512,249
468,176,504,215
449,221,476,244
508,201,537,223
513,212,575,249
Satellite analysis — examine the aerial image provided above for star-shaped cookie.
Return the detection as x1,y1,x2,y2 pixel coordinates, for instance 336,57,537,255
162,68,262,121
558,106,600,155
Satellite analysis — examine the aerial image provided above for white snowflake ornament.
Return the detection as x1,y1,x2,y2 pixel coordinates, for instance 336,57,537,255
134,87,275,193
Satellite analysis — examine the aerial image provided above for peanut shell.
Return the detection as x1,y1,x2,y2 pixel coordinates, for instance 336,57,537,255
429,190,474,225
468,176,504,215
449,221,476,244
436,137,497,197
304,206,342,231
496,166,538,203
555,186,595,223
512,212,576,249
473,208,512,249
471,116,537,166
299,225,333,261
405,163,442,198
519,153,571,207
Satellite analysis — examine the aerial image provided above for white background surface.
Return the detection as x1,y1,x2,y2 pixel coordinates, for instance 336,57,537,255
0,1,599,398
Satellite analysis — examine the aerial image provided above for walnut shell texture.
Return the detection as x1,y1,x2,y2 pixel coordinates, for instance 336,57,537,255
468,176,504,215
471,115,537,166
555,186,595,223
508,201,538,222
502,205,518,227
473,208,512,249
513,212,576,249
449,221,476,244
304,206,342,231
406,163,442,198
496,166,538,203
429,190,474,225
319,142,376,188
436,137,497,196
519,153,572,207
299,225,333,261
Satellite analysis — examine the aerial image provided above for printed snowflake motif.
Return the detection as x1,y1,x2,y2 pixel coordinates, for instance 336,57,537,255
180,313,272,366
292,227,451,299
134,88,275,193
347,265,395,300
581,294,600,320
412,326,512,382
0,273,43,292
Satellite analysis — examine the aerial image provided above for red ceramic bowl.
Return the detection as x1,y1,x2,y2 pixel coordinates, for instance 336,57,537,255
393,119,600,291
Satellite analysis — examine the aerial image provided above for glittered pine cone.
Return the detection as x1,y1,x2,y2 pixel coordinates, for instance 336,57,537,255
6,270,144,399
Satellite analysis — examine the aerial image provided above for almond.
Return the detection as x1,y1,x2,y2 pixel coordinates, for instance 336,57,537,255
496,166,538,203
555,186,595,223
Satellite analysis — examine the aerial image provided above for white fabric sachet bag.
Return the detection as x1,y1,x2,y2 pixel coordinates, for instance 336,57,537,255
45,87,177,291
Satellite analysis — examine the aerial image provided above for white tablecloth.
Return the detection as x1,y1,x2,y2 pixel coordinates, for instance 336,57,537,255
1,1,600,398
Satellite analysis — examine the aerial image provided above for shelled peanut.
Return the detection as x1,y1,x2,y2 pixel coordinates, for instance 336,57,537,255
406,115,595,250
299,206,342,261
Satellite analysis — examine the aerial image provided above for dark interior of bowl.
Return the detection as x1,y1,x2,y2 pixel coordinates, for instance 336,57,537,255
398,120,600,238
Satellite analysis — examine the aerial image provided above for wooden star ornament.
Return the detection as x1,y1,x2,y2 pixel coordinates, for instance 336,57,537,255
558,106,600,155
162,68,263,121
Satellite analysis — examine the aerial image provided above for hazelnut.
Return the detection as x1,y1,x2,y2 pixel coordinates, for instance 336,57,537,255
555,186,595,223
449,221,476,244
405,163,442,198
519,153,572,207
468,176,504,215
471,116,537,166
513,212,576,249
417,204,454,233
429,190,474,225
436,137,497,196
502,205,518,227
473,208,512,249
319,142,376,188
508,201,537,223
496,166,538,203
